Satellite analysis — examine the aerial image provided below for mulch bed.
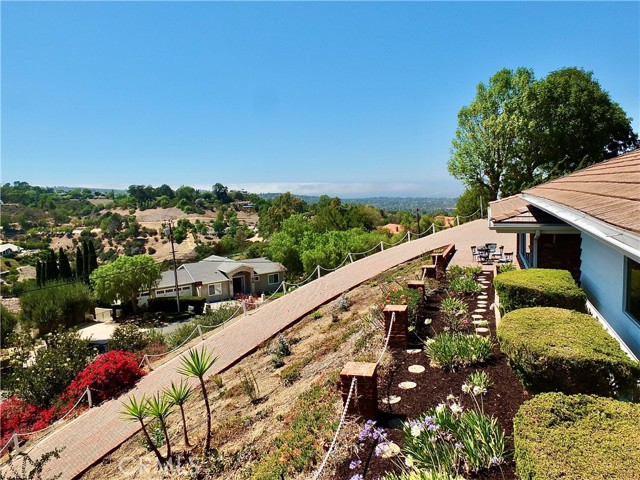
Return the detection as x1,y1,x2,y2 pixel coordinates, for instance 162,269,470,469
334,270,530,479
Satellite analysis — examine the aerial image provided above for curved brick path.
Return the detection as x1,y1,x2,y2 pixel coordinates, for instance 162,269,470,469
15,220,513,479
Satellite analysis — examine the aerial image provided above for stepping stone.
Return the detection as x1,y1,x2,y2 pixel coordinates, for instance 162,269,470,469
477,301,488,305
475,327,490,334
472,320,484,325
406,349,422,354
475,309,487,313
472,314,483,319
408,365,425,374
382,395,401,405
399,381,417,390
480,285,488,289
478,295,488,299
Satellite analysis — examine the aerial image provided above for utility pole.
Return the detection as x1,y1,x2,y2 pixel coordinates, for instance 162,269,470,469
416,208,420,236
480,197,484,218
165,220,181,313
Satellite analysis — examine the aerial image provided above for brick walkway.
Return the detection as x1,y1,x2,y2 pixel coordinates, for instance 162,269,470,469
15,220,514,479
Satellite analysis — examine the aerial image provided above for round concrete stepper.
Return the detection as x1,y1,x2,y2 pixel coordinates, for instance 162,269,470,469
477,301,488,305
480,285,488,289
408,365,426,374
475,308,487,313
472,314,483,319
475,327,490,334
406,349,422,354
399,381,417,390
472,320,485,325
382,395,401,405
478,295,488,299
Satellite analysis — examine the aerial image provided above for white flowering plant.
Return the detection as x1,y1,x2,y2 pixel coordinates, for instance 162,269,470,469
396,393,506,477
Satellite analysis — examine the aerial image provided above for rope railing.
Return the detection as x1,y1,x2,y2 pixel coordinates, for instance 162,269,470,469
0,387,92,457
139,304,243,368
376,311,395,366
310,309,396,479
311,377,357,480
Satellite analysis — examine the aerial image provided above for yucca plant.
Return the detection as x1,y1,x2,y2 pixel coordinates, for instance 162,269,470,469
121,395,165,464
164,379,193,448
178,347,217,451
147,393,174,460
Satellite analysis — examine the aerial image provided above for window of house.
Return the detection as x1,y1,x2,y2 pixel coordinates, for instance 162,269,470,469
208,283,222,296
268,273,280,285
626,257,640,323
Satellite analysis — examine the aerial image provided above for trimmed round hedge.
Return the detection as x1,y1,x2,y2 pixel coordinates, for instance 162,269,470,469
497,307,640,397
514,393,640,480
493,268,587,313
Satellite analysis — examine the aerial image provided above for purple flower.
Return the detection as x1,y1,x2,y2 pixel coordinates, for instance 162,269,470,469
349,459,362,470
350,475,364,480
491,456,505,466
454,442,463,450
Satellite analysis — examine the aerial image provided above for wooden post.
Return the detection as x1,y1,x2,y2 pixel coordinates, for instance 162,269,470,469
340,362,378,420
197,324,205,341
383,305,408,348
86,387,93,408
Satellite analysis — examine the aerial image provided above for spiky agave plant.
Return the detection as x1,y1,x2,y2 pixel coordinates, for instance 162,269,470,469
147,392,174,460
164,379,194,448
121,395,165,464
178,347,217,451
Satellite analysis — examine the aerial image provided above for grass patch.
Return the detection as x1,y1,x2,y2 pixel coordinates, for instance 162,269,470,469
248,378,340,479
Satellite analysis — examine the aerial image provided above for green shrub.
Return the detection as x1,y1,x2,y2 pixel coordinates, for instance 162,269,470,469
148,296,206,315
498,307,640,397
493,268,587,313
448,277,482,294
514,393,640,480
447,264,482,281
106,324,162,353
165,305,238,350
496,262,516,274
424,333,493,370
19,281,94,334
3,330,93,407
0,305,18,348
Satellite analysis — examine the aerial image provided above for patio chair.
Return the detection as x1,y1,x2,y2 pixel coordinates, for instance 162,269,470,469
485,242,497,252
470,246,478,262
499,252,514,263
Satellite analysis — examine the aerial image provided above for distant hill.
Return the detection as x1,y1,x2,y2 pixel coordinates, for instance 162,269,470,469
258,193,457,213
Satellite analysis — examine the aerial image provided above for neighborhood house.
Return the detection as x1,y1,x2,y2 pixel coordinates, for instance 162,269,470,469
149,255,286,303
489,149,640,360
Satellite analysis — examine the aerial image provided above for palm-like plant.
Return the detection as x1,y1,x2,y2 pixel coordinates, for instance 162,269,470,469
164,379,194,448
121,395,165,464
178,347,217,451
147,393,174,460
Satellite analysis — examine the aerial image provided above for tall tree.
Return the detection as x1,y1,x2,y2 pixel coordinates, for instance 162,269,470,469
35,259,43,287
45,249,59,281
82,240,90,279
448,67,639,200
58,248,73,280
75,246,84,279
448,68,534,200
90,255,161,313
87,241,98,274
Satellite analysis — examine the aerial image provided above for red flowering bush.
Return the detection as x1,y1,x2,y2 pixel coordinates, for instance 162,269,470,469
62,350,146,405
0,396,57,450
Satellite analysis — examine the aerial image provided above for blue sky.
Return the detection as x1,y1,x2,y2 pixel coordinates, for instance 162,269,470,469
2,1,639,198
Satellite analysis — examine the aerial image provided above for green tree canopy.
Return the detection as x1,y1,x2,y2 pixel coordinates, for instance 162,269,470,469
90,255,161,313
448,67,639,200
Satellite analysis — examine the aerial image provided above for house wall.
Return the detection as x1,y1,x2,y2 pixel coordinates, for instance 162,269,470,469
580,234,640,358
537,233,582,282
199,281,231,303
253,271,283,294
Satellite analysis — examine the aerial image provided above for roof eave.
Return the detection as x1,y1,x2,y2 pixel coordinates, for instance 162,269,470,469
489,221,578,234
522,193,640,262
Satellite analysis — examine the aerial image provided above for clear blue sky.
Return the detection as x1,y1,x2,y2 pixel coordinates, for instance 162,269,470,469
2,1,639,198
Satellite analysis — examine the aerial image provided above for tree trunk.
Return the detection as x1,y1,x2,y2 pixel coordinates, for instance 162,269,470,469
139,419,165,465
160,418,171,460
180,404,192,448
200,378,212,451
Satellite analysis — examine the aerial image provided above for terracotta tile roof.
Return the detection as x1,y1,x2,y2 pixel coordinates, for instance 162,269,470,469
523,150,640,234
489,195,565,225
